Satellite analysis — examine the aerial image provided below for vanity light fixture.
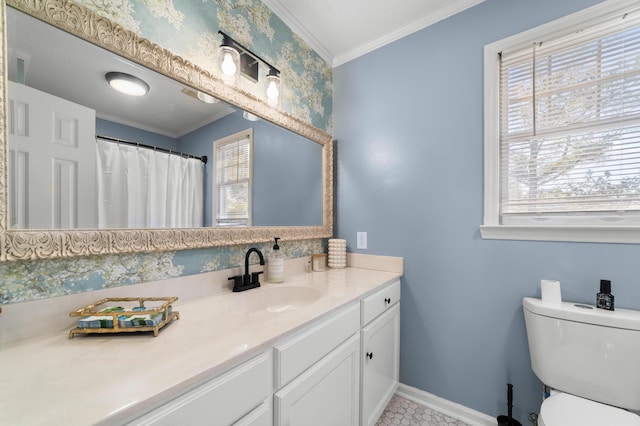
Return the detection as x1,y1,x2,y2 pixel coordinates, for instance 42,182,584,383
105,71,149,96
218,31,281,105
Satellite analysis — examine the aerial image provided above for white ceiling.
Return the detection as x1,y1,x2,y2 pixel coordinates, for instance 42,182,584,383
262,0,485,67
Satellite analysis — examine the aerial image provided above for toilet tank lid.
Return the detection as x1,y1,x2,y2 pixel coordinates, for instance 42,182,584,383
523,297,640,331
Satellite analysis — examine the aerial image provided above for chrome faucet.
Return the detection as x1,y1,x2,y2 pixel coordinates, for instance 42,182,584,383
228,247,264,292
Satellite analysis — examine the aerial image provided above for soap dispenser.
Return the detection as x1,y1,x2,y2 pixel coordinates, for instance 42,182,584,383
596,279,614,311
268,237,285,282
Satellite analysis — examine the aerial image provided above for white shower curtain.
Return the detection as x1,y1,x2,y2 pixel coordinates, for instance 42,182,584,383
96,138,204,228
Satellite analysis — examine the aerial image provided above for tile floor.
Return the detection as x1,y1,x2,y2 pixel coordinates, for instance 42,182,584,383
375,394,471,426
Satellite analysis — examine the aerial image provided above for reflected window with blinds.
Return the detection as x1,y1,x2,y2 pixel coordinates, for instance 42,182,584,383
213,129,253,227
498,6,640,226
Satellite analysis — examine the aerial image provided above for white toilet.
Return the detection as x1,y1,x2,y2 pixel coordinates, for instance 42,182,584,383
523,297,640,426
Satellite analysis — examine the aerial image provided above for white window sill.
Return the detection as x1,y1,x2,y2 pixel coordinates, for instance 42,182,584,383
480,225,640,244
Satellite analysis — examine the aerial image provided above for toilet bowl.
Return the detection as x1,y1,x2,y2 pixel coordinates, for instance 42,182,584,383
539,392,640,426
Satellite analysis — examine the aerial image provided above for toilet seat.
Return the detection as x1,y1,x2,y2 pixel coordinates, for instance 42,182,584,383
539,393,640,426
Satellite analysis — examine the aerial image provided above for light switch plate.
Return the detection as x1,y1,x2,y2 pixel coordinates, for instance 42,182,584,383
357,232,367,249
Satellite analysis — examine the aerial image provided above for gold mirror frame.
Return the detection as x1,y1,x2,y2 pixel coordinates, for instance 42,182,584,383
0,0,333,261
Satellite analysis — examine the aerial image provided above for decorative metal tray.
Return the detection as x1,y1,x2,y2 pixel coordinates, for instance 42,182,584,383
69,297,179,339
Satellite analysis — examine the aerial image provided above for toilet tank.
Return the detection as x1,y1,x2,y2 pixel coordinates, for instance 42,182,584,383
523,297,640,411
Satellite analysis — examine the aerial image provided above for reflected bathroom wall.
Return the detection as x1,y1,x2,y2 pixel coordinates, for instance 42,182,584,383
179,110,323,227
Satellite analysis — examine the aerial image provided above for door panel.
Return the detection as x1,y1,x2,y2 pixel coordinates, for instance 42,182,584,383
8,81,97,229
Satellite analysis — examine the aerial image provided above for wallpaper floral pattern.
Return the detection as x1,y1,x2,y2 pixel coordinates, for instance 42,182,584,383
0,0,332,305
1,240,325,304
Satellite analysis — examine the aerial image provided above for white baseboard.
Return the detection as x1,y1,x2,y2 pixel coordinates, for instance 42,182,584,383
396,383,497,426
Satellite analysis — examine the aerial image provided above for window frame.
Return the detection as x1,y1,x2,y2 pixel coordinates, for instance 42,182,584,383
481,0,640,244
212,128,254,227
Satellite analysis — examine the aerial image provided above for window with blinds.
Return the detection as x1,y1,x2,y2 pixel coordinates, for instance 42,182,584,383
482,1,640,242
498,7,640,225
213,130,253,227
481,1,640,242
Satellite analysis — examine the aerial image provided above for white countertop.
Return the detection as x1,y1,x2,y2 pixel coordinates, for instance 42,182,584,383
0,266,400,425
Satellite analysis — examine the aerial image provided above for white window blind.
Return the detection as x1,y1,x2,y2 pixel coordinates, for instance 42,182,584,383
499,9,640,225
214,131,252,226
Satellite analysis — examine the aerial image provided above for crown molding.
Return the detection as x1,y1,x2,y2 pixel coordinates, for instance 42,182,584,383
263,0,485,68
333,0,485,66
261,0,334,64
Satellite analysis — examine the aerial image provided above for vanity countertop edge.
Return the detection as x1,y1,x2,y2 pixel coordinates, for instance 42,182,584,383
0,266,402,426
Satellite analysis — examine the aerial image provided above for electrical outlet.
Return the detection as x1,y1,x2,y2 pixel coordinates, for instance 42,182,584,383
357,232,367,249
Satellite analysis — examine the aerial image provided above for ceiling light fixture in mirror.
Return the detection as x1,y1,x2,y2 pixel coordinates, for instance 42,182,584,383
105,72,150,97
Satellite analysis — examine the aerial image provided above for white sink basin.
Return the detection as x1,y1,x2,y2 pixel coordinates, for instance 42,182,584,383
234,286,322,313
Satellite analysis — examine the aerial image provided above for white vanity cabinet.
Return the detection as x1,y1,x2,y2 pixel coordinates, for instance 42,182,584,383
3,262,405,426
125,279,400,426
128,351,272,426
360,280,401,426
274,303,361,426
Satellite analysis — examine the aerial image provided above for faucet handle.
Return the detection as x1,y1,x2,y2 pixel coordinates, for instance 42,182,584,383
251,271,264,285
228,275,243,291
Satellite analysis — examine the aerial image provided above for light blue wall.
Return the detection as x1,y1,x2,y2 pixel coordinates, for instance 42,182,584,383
332,0,640,420
250,119,323,227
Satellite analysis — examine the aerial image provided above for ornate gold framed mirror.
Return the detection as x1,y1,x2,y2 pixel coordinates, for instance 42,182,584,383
0,0,333,261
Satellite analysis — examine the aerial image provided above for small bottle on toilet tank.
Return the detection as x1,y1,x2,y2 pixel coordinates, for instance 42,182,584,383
596,279,614,311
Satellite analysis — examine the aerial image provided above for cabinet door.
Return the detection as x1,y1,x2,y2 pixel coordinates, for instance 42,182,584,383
361,303,400,426
275,334,360,426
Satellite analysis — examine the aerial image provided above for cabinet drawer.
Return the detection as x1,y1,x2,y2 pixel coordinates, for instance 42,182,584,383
130,351,272,426
361,280,400,326
274,302,360,388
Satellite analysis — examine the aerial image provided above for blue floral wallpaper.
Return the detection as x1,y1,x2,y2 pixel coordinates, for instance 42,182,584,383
0,240,324,304
0,0,332,305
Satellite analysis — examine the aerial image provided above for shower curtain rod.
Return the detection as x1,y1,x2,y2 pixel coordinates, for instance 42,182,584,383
96,135,207,164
